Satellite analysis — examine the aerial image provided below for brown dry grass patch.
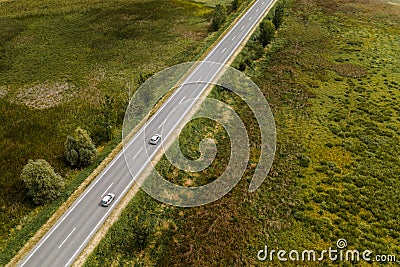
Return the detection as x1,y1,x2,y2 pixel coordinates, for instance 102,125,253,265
333,63,367,78
11,82,76,109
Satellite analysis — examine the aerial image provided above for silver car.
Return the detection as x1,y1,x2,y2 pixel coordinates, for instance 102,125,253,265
101,193,115,207
149,134,161,145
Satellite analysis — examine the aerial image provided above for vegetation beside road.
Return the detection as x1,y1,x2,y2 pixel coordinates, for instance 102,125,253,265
0,0,247,264
85,0,400,266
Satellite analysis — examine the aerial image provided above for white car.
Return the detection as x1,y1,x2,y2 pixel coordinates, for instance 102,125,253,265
101,193,115,207
149,134,161,145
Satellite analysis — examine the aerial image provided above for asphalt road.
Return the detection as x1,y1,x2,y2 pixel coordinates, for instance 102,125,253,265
18,0,275,266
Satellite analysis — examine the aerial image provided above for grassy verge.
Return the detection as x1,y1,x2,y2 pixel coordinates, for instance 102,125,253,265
84,0,400,266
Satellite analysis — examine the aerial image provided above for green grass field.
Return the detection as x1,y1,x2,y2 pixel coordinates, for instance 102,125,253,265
84,0,400,266
0,0,244,264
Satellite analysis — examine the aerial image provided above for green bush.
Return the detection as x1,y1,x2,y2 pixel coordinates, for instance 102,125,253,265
259,20,275,47
65,127,97,168
21,159,64,205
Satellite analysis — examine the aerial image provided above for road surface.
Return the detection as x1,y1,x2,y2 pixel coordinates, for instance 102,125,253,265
18,0,275,266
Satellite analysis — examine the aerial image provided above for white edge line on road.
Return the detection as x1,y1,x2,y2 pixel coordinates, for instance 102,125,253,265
58,228,76,249
101,183,114,197
21,0,276,265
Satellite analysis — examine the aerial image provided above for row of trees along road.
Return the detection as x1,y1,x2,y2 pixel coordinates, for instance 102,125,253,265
238,0,286,71
209,0,285,33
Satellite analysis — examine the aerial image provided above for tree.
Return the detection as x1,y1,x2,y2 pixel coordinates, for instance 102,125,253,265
65,127,97,168
273,0,285,29
210,4,227,32
21,159,64,205
259,20,275,47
